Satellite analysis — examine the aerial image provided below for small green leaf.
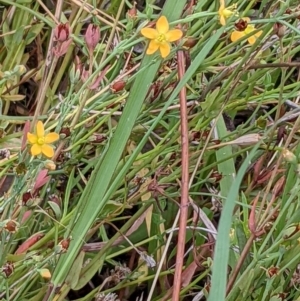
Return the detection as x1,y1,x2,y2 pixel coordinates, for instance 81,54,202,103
48,201,62,220
25,23,44,45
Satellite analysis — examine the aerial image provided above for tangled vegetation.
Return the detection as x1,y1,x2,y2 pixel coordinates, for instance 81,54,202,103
1,0,300,300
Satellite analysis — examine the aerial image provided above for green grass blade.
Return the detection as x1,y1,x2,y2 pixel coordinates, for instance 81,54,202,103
215,115,236,197
208,143,261,301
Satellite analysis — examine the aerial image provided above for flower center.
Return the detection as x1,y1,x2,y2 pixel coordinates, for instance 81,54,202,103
37,137,45,145
156,33,166,43
244,25,254,35
222,8,234,18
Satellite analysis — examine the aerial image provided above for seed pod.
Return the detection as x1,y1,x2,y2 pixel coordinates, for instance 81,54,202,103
183,37,197,49
4,220,19,233
111,80,126,93
273,22,286,38
234,19,248,31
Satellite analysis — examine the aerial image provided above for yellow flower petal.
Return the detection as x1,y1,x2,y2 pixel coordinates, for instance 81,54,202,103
244,25,255,35
27,133,38,144
242,17,251,23
31,144,42,156
219,0,225,8
219,14,226,26
255,30,263,38
156,16,169,34
41,144,54,158
146,39,160,55
159,42,171,58
165,29,183,42
141,27,158,39
45,132,59,144
36,121,44,138
245,28,262,45
247,36,256,45
230,30,245,42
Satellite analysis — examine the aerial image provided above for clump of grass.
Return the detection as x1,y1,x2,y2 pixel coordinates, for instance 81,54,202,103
1,0,300,301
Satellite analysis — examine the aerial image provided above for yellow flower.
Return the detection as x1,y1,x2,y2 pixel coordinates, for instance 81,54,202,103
140,16,183,58
218,0,237,26
27,121,59,158
231,18,262,45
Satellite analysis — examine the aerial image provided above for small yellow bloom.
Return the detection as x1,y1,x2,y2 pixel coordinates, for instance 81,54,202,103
27,121,59,158
140,16,183,58
218,0,237,26
231,18,262,45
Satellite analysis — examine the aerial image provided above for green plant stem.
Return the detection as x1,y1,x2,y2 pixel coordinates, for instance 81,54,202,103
32,56,59,129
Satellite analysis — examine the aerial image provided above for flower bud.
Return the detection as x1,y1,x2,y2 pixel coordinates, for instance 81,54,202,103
49,194,61,207
90,133,107,143
127,3,137,19
183,37,197,49
15,162,27,175
14,65,26,76
265,266,279,278
60,127,71,138
4,220,19,233
39,268,51,279
285,8,292,14
85,24,101,53
22,191,33,206
54,23,70,42
44,160,56,171
273,23,286,38
56,238,71,253
111,80,126,93
282,149,297,164
2,262,14,277
69,63,81,84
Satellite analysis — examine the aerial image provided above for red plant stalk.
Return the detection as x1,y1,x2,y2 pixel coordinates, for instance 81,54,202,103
172,50,189,301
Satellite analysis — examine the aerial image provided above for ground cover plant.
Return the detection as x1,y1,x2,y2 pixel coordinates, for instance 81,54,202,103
1,0,300,300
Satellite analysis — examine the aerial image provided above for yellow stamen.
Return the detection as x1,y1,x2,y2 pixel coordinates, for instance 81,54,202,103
157,34,166,43
38,137,45,145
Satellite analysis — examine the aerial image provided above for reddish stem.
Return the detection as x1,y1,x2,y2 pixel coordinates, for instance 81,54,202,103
172,50,189,301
